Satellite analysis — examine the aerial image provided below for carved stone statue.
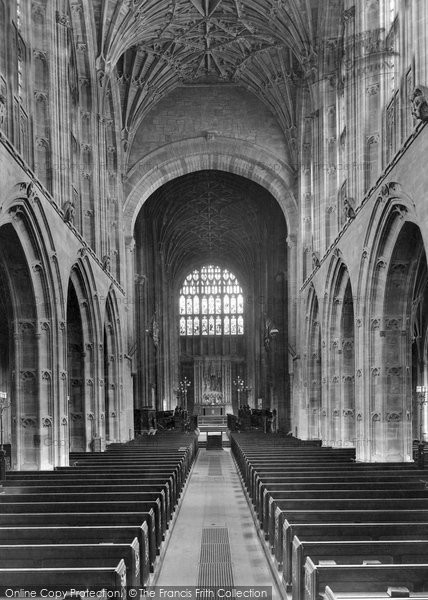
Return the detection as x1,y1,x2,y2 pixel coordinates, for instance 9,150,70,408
312,251,321,269
62,201,75,224
411,86,428,121
344,197,356,220
102,255,111,270
0,94,6,126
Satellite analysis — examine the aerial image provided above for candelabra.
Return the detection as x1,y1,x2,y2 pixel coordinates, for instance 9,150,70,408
178,377,191,412
0,393,10,480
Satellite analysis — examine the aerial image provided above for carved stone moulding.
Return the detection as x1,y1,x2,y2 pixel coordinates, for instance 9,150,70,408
386,411,402,422
20,416,37,428
343,409,355,418
42,416,53,427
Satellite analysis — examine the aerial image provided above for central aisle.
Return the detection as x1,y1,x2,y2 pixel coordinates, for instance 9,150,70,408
154,448,283,598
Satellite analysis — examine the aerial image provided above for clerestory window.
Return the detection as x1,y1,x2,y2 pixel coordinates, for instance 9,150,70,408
179,265,244,336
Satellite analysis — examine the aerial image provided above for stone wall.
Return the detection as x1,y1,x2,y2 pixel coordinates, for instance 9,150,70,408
128,86,289,170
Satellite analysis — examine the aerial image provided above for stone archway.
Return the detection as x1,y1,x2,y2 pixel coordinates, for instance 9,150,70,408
366,217,425,462
305,288,322,440
104,290,122,443
67,281,86,452
67,265,100,452
410,243,428,443
123,137,297,237
0,224,38,469
324,258,356,448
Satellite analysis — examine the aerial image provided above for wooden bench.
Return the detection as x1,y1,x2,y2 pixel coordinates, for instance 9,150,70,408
63,456,189,488
282,521,428,589
0,494,165,546
0,524,150,585
5,473,178,506
249,468,428,500
268,499,428,554
324,586,428,599
3,484,173,522
0,560,127,591
57,463,185,491
0,510,158,567
275,509,428,572
254,481,426,521
0,542,140,586
261,489,428,532
293,539,428,600
304,559,428,600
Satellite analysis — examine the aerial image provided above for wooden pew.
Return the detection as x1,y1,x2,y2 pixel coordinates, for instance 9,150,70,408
268,499,428,555
3,484,173,522
0,431,197,588
0,494,165,542
304,559,428,600
0,511,158,568
55,464,185,493
324,586,428,599
0,524,150,586
282,522,428,589
275,509,428,573
261,489,428,532
251,469,428,496
249,468,428,501
0,542,140,586
293,539,428,600
0,561,127,591
5,473,178,507
254,481,426,521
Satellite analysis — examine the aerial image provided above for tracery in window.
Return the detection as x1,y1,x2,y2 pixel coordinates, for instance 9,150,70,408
179,265,244,336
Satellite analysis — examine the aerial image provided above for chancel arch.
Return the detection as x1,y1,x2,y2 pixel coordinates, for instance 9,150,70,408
133,169,289,428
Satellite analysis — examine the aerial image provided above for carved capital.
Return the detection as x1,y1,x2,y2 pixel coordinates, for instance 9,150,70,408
55,11,71,28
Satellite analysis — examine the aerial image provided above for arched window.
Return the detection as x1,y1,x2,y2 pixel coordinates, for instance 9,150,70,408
179,265,244,336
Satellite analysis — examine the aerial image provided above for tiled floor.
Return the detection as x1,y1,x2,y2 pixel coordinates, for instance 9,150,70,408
153,448,283,598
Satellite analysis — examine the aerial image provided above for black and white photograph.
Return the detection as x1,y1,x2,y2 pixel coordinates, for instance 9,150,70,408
0,0,428,597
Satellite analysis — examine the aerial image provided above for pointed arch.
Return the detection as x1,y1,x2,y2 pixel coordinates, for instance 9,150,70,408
303,285,322,440
358,183,424,461
324,252,356,447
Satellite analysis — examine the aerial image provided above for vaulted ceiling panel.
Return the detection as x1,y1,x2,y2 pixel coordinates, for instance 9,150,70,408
141,170,286,282
93,0,317,140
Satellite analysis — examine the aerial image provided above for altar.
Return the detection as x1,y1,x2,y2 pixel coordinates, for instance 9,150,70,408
192,356,233,417
194,390,227,416
195,404,226,416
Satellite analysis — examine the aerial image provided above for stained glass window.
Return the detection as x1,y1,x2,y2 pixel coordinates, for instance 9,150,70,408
179,265,244,336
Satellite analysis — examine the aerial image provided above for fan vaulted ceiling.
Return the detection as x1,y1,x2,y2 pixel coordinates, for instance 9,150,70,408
93,0,319,137
140,170,287,281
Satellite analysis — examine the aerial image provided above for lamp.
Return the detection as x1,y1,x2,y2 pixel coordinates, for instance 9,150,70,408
178,377,191,412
